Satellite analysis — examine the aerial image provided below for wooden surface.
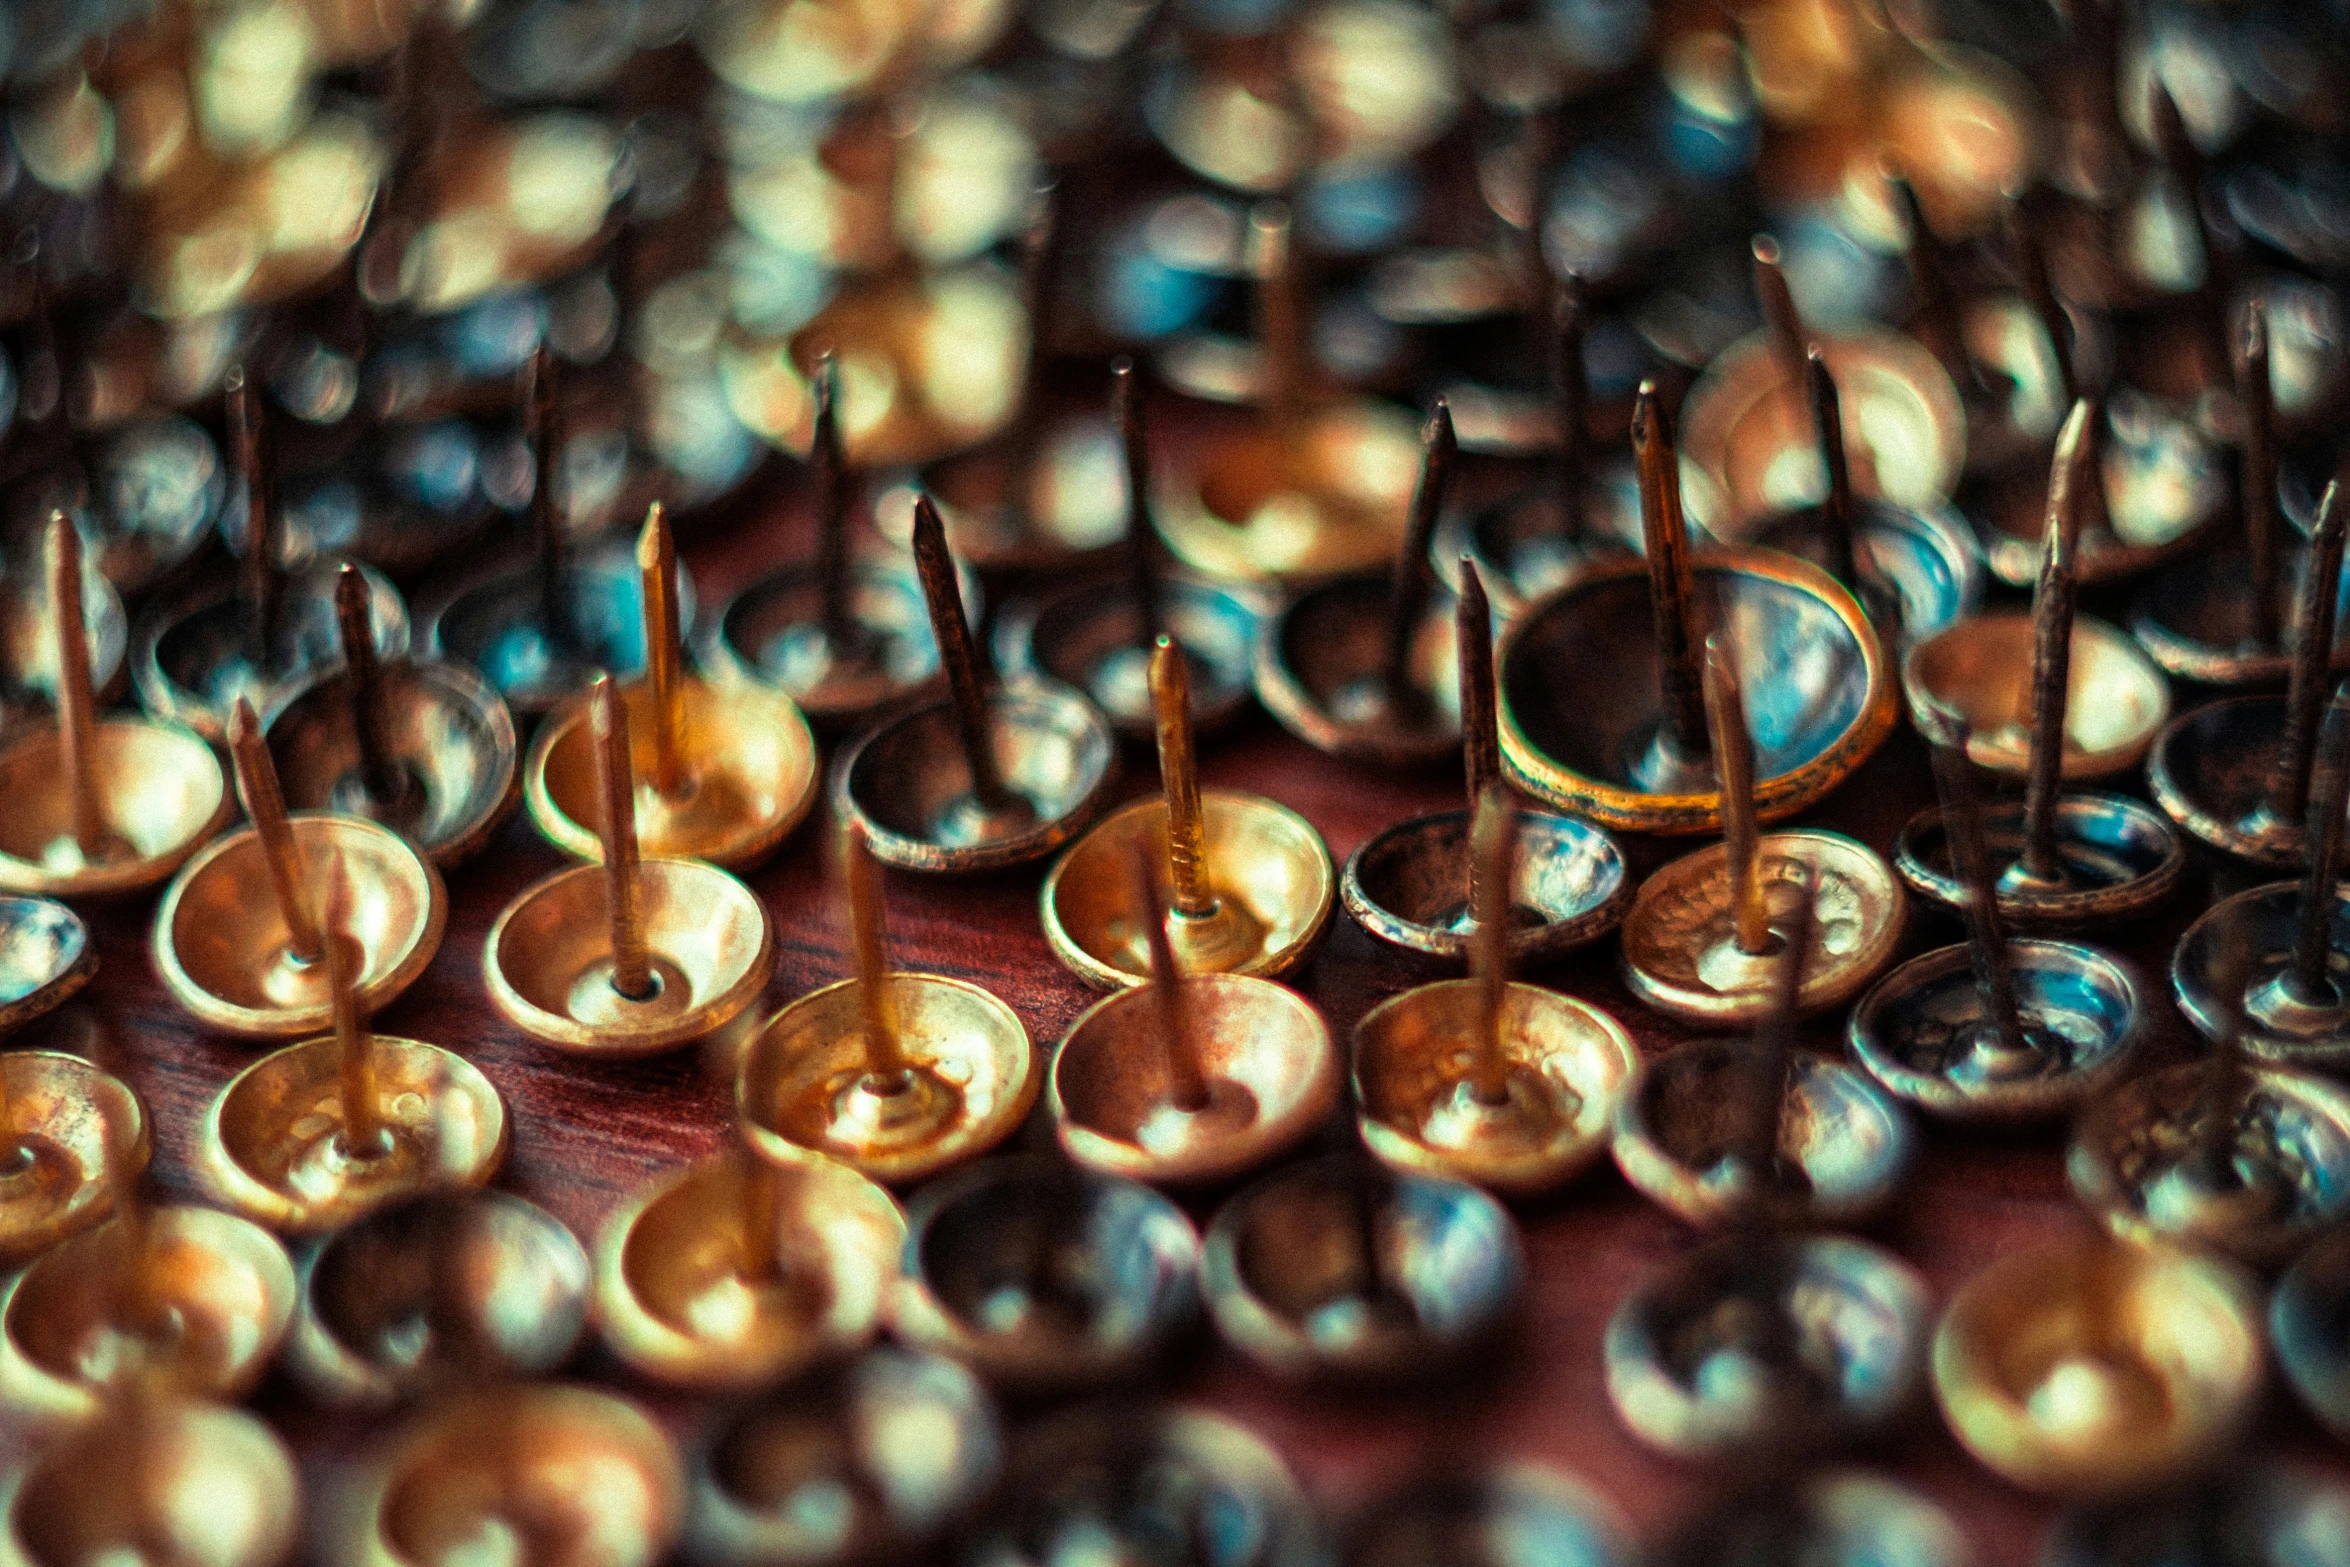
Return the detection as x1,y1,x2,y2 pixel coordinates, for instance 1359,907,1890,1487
21,454,2350,1563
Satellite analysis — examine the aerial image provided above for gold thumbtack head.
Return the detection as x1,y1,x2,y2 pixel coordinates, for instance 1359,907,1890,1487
690,1346,1002,1566
834,495,1116,872
2150,481,2350,868
423,345,692,717
1621,634,1905,1022
1048,841,1339,1185
1676,234,1965,537
0,1044,146,1270
1612,885,1915,1227
0,534,123,724
0,1386,300,1567
1605,1230,1930,1461
1897,414,2184,928
1931,1233,2262,1497
2172,682,2350,1065
1351,787,1638,1195
0,1119,294,1428
197,860,506,1233
289,1190,588,1409
1343,559,1630,961
2273,1225,2350,1439
488,674,774,1054
738,821,1036,1184
1200,1153,1524,1380
594,1138,904,1390
347,1385,684,1567
1496,383,1896,833
887,1156,1202,1392
132,368,411,742
1852,715,2147,1120
0,895,94,1034
154,697,446,1038
1043,635,1332,988
1012,359,1259,739
0,514,230,898
1904,401,2171,783
1256,397,1463,766
263,563,521,868
526,504,817,869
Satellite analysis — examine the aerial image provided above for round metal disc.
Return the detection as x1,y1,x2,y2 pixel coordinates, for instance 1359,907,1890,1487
1893,792,2185,929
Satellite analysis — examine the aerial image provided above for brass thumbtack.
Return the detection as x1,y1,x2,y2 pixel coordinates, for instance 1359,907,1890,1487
1614,888,1915,1228
0,1125,294,1427
0,515,229,898
834,496,1116,872
1851,718,2146,1120
526,505,817,869
2150,481,2350,867
263,563,520,868
0,1046,145,1269
1011,360,1258,739
131,368,410,742
1931,1234,2262,1496
1676,234,1965,536
703,355,958,730
423,345,685,717
154,697,446,1038
1652,1470,1968,1567
2171,683,2350,1064
1154,205,1426,583
1496,382,1897,833
347,1386,684,1567
594,1138,904,1389
1621,635,1905,1021
1603,1232,1929,1459
1043,637,1332,988
1199,1154,1524,1379
738,822,1036,1183
0,537,123,724
688,1347,1003,1567
2273,1225,2350,1438
1896,415,2183,927
0,896,94,1033
487,674,774,1055
198,861,506,1233
1904,401,2171,783
0,1387,300,1567
288,1190,590,1408
1743,349,1983,644
887,1156,1202,1391
1342,562,1632,962
1351,788,1638,1195
1257,399,1463,766
1049,842,1338,1185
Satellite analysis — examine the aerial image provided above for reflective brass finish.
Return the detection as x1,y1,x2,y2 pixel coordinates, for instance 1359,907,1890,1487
1016,579,1259,739
888,423,1130,573
2069,1058,2350,1267
0,1395,299,1567
889,1157,1200,1391
1612,1045,1914,1230
1605,1232,1928,1460
0,1205,294,1426
349,1385,683,1567
1894,794,2186,930
0,1051,146,1268
1621,832,1906,1022
2149,697,2326,867
423,548,692,718
1052,974,1338,1186
1343,811,1630,963
1849,940,2145,1121
1902,613,2169,779
2273,1227,2350,1438
1974,394,2229,587
1341,1463,1633,1567
1746,498,1984,646
1441,469,1643,619
1354,979,1636,1195
594,1149,904,1390
288,1191,589,1409
701,558,944,728
1154,403,1424,583
1649,1470,1969,1567
1931,1235,2262,1496
1255,576,1461,767
154,815,445,1039
0,559,123,719
1200,1156,1522,1380
688,1347,1002,1567
2172,882,2350,1066
0,899,92,1034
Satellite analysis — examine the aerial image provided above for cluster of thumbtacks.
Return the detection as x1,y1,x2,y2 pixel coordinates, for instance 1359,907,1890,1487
4,5,2350,1567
